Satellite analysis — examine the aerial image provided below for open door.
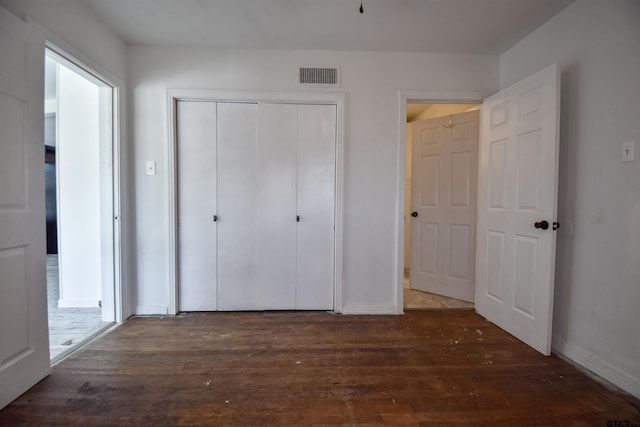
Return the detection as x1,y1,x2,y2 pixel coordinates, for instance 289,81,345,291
475,64,560,355
0,7,51,409
410,110,479,302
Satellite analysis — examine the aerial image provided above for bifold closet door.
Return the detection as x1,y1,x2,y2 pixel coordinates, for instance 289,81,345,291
179,101,336,312
255,103,297,309
296,104,336,309
217,103,297,310
216,102,258,310
177,101,217,311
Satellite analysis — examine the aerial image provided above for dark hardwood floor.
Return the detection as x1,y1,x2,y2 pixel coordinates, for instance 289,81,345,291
1,311,638,426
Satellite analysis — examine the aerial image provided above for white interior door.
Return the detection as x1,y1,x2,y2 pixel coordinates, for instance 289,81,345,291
296,104,336,310
255,103,297,309
177,101,217,311
410,110,478,302
212,102,300,311
476,63,560,355
216,102,258,310
0,7,50,409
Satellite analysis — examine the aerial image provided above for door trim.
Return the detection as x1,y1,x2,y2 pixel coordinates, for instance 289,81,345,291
41,43,125,323
27,16,129,321
396,90,491,314
167,89,346,314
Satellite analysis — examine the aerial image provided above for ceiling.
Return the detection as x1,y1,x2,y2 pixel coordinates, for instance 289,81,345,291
406,104,433,122
80,0,574,54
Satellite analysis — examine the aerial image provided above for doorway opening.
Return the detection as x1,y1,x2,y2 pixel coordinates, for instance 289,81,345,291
404,102,479,310
44,48,117,361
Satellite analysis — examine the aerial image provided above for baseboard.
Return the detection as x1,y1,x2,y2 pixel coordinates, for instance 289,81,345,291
552,336,640,399
135,305,169,316
57,298,100,308
340,304,400,315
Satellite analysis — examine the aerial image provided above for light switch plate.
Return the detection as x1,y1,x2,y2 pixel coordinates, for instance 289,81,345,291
146,160,156,175
622,140,634,162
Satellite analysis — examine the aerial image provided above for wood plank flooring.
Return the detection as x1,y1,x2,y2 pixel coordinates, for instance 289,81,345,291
1,311,639,426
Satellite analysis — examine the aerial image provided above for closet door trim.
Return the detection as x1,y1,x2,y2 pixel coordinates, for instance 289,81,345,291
167,90,345,314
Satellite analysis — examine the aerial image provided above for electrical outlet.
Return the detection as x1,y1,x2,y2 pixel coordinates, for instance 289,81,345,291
622,141,634,162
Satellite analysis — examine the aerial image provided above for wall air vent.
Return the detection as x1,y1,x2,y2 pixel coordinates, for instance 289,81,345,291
298,66,339,87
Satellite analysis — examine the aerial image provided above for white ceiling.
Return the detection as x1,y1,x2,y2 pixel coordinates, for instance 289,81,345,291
80,0,574,54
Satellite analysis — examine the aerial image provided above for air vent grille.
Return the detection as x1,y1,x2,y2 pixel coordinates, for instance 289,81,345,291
299,67,338,86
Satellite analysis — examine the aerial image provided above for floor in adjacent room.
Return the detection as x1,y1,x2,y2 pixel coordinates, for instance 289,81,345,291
1,311,639,425
47,254,112,361
403,270,474,310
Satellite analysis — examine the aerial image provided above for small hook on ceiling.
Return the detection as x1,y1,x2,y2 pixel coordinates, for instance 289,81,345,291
359,1,364,14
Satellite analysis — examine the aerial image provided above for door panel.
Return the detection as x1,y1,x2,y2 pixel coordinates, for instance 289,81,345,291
177,101,217,311
217,102,258,310
410,110,478,302
449,224,471,279
420,155,439,206
419,223,438,275
476,63,560,355
296,104,336,310
0,6,50,409
255,103,297,310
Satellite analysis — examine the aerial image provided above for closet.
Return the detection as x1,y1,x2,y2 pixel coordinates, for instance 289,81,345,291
177,101,336,311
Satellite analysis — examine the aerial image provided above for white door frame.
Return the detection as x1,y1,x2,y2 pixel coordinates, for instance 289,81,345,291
42,39,126,323
395,90,491,313
167,89,346,315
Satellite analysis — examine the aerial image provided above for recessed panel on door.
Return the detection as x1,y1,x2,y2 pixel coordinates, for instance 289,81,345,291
177,101,218,311
0,92,25,208
0,248,30,363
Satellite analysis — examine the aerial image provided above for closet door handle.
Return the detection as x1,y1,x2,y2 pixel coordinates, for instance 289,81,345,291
213,215,218,222
296,215,300,222
411,211,418,218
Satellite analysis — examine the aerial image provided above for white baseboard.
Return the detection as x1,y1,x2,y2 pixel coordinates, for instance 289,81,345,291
341,304,400,315
135,305,169,316
58,298,100,308
552,336,640,399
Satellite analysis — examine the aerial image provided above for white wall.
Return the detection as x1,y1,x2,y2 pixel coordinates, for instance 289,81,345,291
500,0,640,398
56,65,102,307
0,0,126,80
128,47,498,314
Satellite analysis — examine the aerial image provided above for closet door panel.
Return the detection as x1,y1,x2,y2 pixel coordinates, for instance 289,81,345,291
256,103,297,309
177,101,217,311
296,104,336,309
217,102,258,310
